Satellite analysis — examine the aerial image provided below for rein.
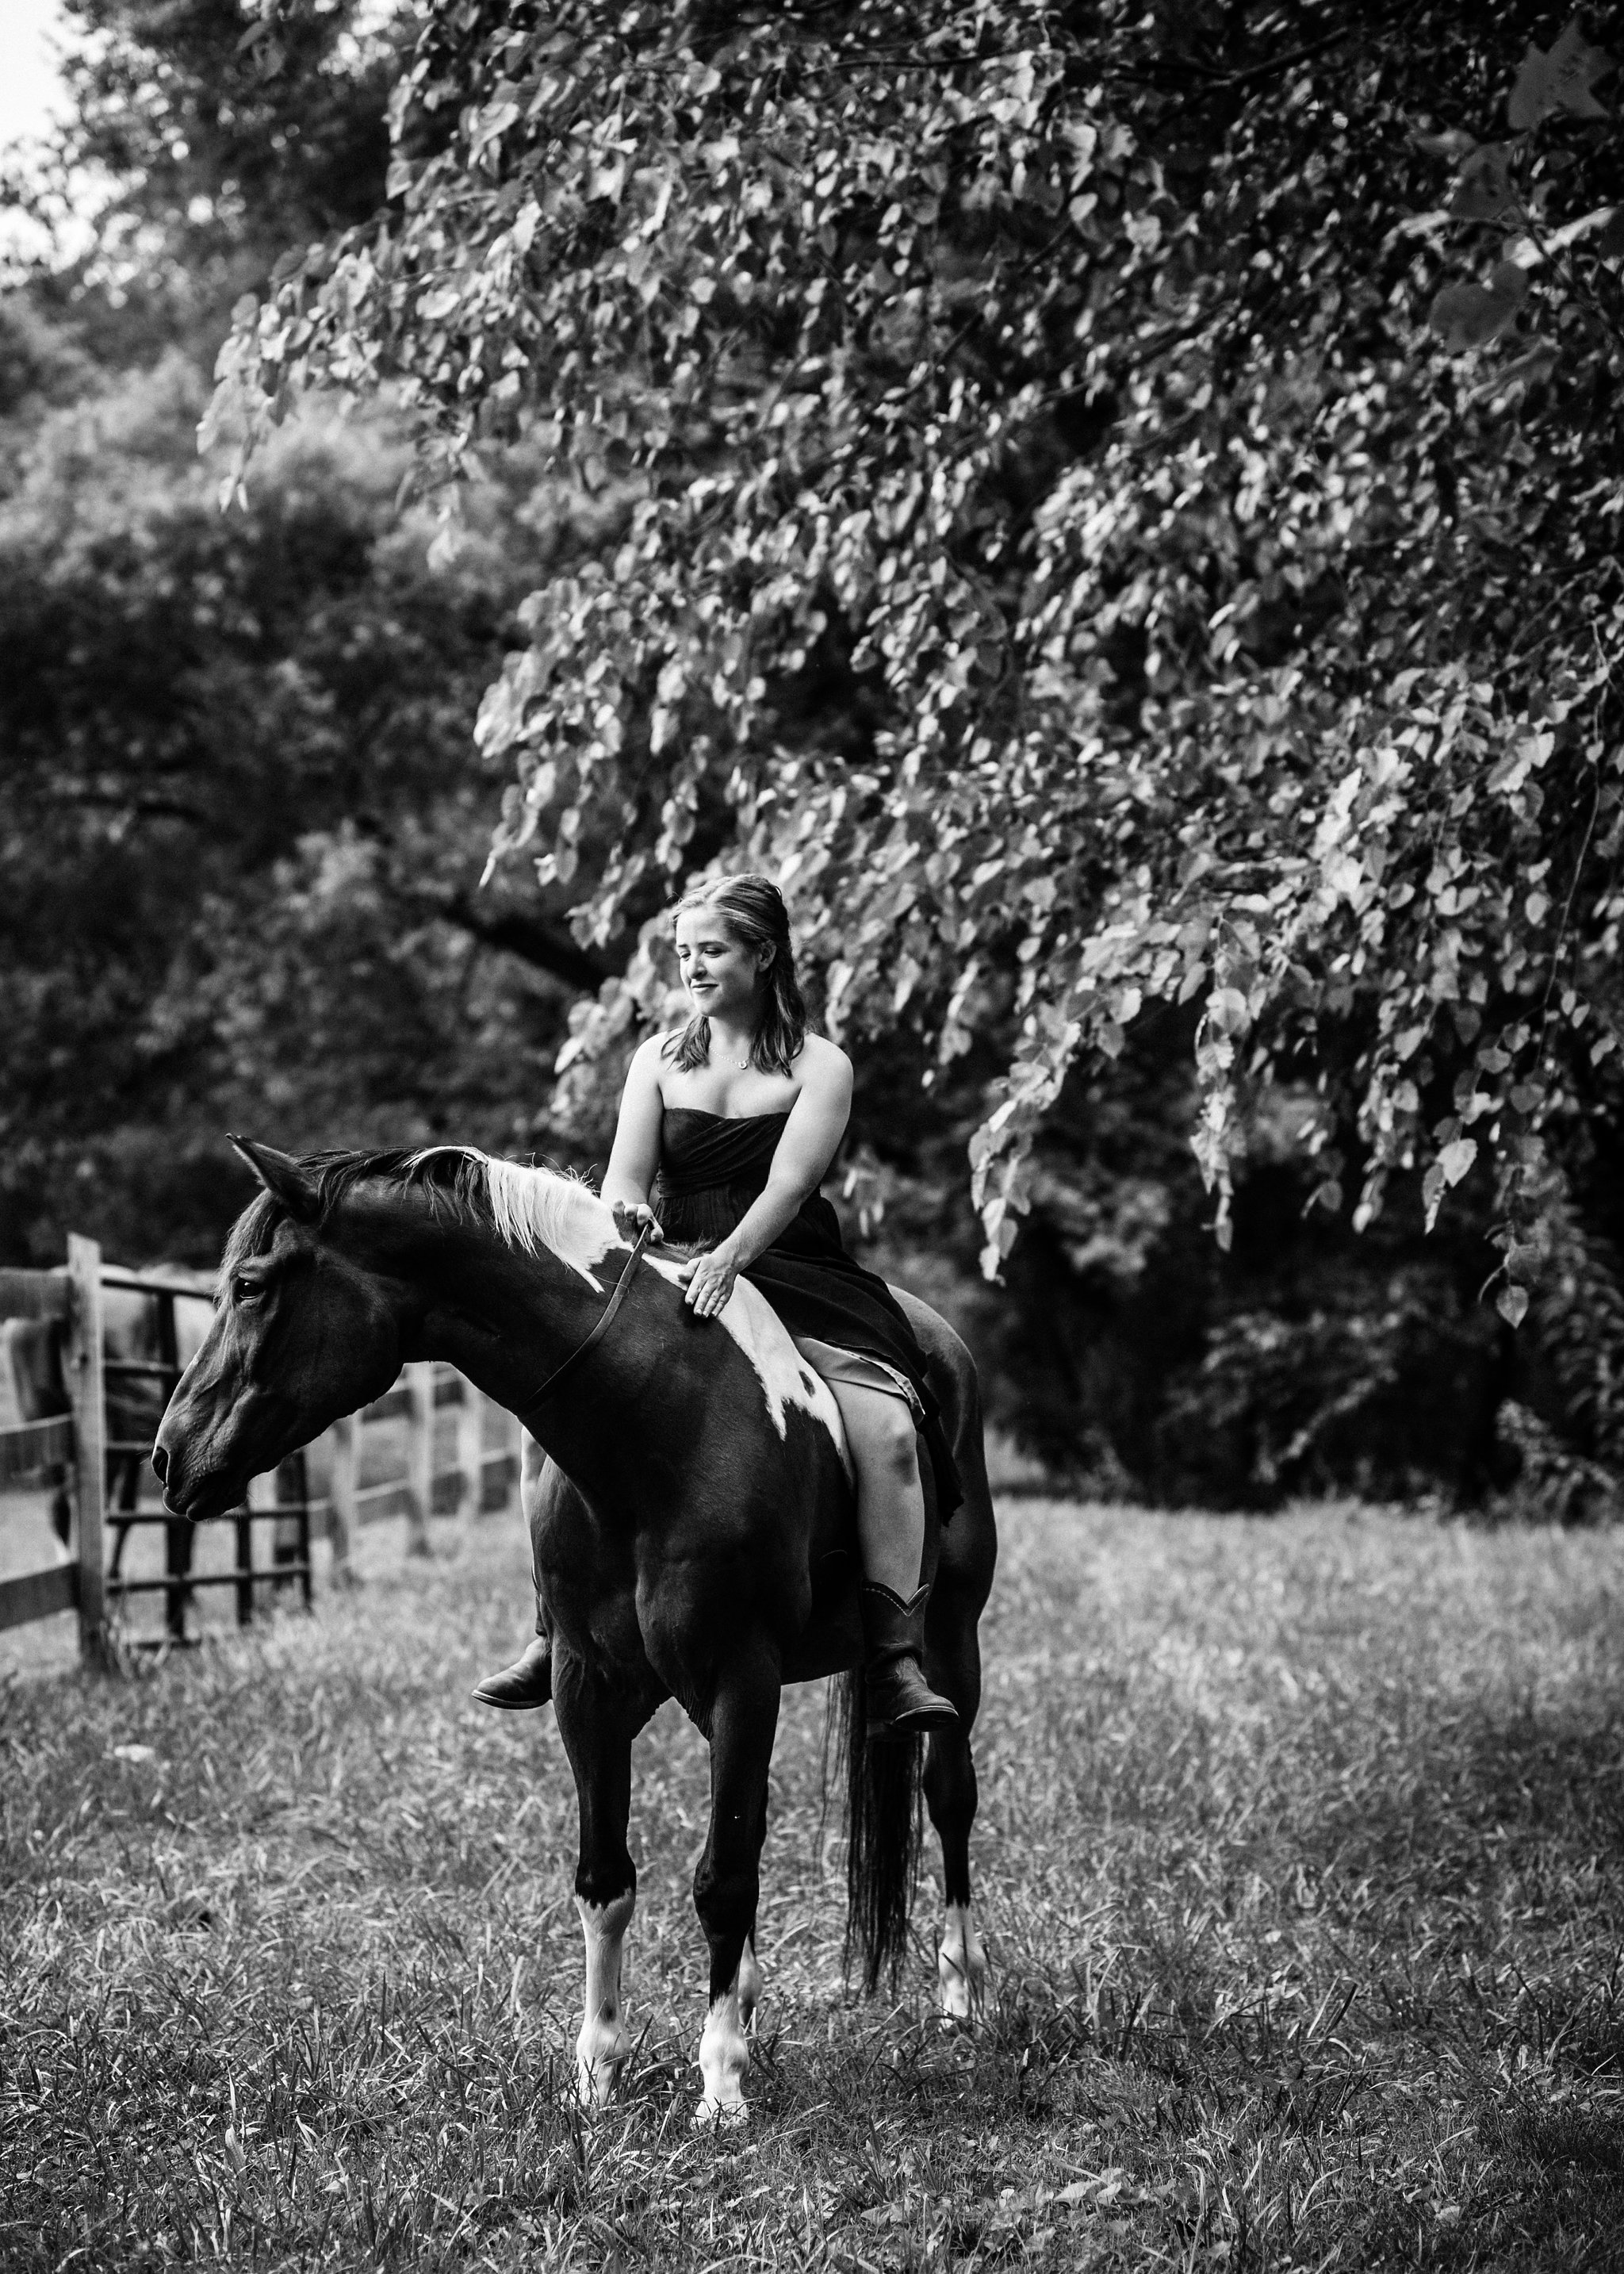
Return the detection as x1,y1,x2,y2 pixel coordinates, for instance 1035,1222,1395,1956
531,1219,656,1405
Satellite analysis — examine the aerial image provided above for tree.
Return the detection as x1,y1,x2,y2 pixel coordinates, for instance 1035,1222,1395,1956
0,315,611,1268
9,0,406,355
210,0,1624,1357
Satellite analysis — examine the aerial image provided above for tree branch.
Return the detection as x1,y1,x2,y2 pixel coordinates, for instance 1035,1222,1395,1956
436,893,614,991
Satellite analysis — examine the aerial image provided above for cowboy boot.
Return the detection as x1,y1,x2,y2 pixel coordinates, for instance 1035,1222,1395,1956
473,1633,553,1712
860,1582,959,1743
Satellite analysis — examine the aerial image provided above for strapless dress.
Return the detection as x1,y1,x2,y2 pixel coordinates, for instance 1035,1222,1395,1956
653,1107,961,1518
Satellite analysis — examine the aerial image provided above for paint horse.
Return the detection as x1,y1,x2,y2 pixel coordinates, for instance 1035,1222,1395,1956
154,1141,997,2124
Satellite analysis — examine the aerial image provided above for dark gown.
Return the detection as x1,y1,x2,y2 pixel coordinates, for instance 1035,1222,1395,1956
653,1106,962,1520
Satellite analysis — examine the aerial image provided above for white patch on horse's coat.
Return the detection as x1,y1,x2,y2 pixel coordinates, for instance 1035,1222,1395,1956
736,1936,761,2032
645,1257,849,1467
407,1146,620,1289
695,1984,750,2127
722,1279,849,1463
574,1890,636,2106
937,1900,987,2024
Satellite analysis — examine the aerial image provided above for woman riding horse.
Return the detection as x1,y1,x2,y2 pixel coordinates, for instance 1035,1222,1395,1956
477,872,959,1742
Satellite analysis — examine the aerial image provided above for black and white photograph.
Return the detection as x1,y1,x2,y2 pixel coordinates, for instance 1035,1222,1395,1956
4,3,1624,2265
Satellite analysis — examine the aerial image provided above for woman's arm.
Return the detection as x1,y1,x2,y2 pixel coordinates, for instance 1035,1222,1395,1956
680,1041,853,1319
600,1037,668,1218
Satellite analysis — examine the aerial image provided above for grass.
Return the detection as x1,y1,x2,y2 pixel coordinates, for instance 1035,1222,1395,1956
3,1501,1624,2269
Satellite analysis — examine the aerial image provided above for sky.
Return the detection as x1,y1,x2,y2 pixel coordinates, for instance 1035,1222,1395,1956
0,1,80,264
0,0,71,158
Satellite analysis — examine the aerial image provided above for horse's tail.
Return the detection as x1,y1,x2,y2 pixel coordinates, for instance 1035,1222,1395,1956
829,1666,924,1996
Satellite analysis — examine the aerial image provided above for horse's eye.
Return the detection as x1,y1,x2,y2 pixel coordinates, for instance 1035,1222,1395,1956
233,1276,262,1306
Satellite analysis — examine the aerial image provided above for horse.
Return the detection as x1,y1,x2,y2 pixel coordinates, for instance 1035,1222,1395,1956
154,1137,998,2125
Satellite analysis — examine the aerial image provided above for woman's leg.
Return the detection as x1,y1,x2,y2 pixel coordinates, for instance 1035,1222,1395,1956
828,1379,958,1741
474,1432,553,1711
832,1379,927,1594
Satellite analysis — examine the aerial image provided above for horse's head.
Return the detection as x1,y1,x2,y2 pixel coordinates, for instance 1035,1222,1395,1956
153,1138,407,1520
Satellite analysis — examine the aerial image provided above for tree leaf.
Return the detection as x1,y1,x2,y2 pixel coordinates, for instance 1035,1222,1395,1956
1450,146,1515,221
1440,1137,1478,1186
1496,1283,1530,1329
1411,128,1478,160
1428,281,1522,352
1507,22,1614,128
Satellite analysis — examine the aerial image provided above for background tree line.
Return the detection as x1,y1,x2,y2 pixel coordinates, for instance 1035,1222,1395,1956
6,0,1622,1513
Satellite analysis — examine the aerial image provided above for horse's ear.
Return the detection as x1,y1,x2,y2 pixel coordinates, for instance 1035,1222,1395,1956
228,1136,320,1221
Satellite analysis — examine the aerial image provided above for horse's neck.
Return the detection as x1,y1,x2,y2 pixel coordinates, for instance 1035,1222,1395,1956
394,1214,642,1463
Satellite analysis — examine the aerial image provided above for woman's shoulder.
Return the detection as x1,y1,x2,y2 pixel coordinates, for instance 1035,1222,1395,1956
792,1031,852,1088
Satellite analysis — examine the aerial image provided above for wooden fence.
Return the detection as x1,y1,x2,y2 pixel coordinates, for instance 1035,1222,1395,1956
0,1237,522,1660
321,1362,522,1582
0,1238,106,1660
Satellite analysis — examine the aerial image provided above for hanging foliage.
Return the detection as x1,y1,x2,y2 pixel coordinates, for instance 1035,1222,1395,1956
209,2,1624,1298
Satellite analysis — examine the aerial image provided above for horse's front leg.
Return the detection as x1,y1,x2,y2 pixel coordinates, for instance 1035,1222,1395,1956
734,1781,771,2033
552,1647,642,2107
693,1640,780,2128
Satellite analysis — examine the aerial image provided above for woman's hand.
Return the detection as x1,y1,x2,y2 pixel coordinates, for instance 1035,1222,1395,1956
611,1200,664,1245
680,1243,740,1321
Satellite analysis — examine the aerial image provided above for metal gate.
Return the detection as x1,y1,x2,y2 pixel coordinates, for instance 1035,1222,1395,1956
100,1264,315,1643
0,1240,315,1659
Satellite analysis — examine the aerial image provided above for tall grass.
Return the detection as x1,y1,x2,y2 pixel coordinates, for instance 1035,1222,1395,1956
3,1502,1623,2268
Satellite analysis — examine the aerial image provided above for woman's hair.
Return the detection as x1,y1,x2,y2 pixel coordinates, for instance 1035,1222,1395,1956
664,872,808,1076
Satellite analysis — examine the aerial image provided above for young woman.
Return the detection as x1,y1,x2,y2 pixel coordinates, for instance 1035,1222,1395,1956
476,872,960,1741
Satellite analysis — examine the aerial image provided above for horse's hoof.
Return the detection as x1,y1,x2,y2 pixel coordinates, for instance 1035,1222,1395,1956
575,2066,624,2112
692,2096,748,2132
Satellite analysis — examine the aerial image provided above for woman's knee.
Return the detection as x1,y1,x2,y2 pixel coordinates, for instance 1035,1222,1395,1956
854,1399,921,1488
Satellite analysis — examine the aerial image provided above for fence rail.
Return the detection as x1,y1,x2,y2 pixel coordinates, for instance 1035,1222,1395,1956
2,1237,523,1658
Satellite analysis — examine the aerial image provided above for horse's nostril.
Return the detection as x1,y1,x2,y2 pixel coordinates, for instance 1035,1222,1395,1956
151,1444,169,1484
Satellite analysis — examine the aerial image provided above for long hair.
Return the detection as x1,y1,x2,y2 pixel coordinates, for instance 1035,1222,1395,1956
664,873,808,1076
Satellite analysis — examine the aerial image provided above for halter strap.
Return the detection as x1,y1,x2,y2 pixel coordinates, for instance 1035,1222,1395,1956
530,1219,655,1406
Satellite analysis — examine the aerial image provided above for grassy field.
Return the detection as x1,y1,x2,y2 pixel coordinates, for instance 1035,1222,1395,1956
3,1501,1624,2271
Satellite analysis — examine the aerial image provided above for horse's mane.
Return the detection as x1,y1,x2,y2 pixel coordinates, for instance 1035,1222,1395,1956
219,1145,619,1294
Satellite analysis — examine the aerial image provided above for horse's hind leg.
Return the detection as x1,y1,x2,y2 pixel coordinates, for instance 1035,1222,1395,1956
553,1649,642,2107
693,1643,780,2127
925,1591,988,2024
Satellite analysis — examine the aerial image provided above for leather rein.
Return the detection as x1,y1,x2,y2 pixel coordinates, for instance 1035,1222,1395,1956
530,1218,657,1405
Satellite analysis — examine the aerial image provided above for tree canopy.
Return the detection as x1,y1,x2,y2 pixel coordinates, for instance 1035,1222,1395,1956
210,0,1624,1336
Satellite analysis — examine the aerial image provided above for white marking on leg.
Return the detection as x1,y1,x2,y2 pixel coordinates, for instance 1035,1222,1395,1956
736,1935,761,2033
574,1890,635,2106
645,1260,848,1461
938,1900,986,2025
693,1984,750,2128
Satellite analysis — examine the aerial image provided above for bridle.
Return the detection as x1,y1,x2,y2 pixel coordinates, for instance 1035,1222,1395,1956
530,1218,656,1405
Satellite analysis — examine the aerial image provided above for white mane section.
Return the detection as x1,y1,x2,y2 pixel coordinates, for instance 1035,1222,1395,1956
408,1146,620,1289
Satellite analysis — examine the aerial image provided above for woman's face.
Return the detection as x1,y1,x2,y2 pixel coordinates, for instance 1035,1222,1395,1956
674,907,769,1022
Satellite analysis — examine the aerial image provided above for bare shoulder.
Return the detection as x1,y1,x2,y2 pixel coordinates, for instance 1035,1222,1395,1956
627,1030,680,1088
795,1032,852,1095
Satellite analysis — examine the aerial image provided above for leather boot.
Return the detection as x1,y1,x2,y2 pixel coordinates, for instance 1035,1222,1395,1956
473,1634,553,1712
860,1582,959,1743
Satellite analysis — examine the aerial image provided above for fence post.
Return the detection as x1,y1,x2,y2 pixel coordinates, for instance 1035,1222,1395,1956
66,1235,109,1667
456,1377,485,1519
404,1362,435,1558
328,1413,358,1586
240,1474,272,1627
